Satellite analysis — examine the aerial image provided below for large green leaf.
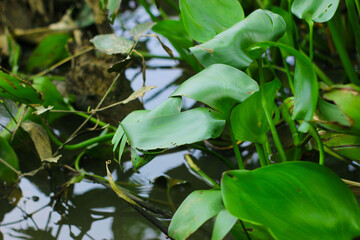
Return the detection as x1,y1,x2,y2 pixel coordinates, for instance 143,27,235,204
222,161,360,240
90,34,134,55
230,79,281,144
27,33,70,73
171,64,259,118
0,137,19,183
0,71,43,104
248,42,318,125
121,107,225,150
323,84,360,134
190,9,285,69
169,190,223,240
179,0,244,42
291,0,340,23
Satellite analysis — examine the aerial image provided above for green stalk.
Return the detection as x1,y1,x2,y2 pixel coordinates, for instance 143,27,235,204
306,19,314,61
309,125,325,165
185,154,220,188
191,144,236,169
227,121,245,169
263,144,270,165
355,0,360,21
328,16,360,85
255,143,268,167
345,0,360,55
282,56,295,95
258,60,287,162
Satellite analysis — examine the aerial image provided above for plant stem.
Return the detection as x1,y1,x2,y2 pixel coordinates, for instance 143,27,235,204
185,154,220,188
257,60,287,162
356,0,360,18
309,125,325,165
328,15,360,85
345,0,360,55
306,19,314,61
191,144,236,169
227,121,245,169
282,56,295,95
255,143,268,167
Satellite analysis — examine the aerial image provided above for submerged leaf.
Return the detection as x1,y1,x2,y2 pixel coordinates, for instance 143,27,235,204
171,64,259,118
222,161,360,240
291,0,340,23
180,0,244,42
90,34,134,55
169,190,223,240
190,9,285,69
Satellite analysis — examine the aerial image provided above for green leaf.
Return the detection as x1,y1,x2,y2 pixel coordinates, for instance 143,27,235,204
130,22,156,41
6,34,20,73
27,33,70,73
90,34,134,55
323,84,360,134
230,79,281,144
291,0,340,23
222,161,360,240
171,64,259,118
0,71,43,104
0,137,19,183
248,42,318,123
169,190,223,240
212,209,237,240
121,107,225,150
321,132,360,161
179,0,244,42
190,9,285,69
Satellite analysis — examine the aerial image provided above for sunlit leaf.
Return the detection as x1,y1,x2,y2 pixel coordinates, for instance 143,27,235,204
291,0,340,23
27,33,70,73
90,34,134,55
169,190,223,240
121,107,225,150
0,71,43,104
171,64,259,118
190,10,285,69
0,137,19,183
180,0,244,42
230,79,281,144
222,161,360,240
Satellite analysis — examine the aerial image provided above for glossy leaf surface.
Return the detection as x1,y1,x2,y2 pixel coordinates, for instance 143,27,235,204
27,33,70,72
90,34,134,55
171,64,259,118
230,79,281,144
222,161,360,240
169,190,223,240
0,137,19,183
190,10,285,69
248,42,318,122
0,71,43,104
179,0,244,43
121,107,225,150
291,0,340,23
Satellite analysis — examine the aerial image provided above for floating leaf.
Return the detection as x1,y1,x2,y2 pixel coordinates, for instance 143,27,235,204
0,137,19,183
27,33,70,73
180,0,244,42
90,34,134,55
190,10,285,69
291,0,340,23
222,161,360,240
121,107,225,150
0,71,43,104
230,79,281,144
169,190,223,240
171,64,259,118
